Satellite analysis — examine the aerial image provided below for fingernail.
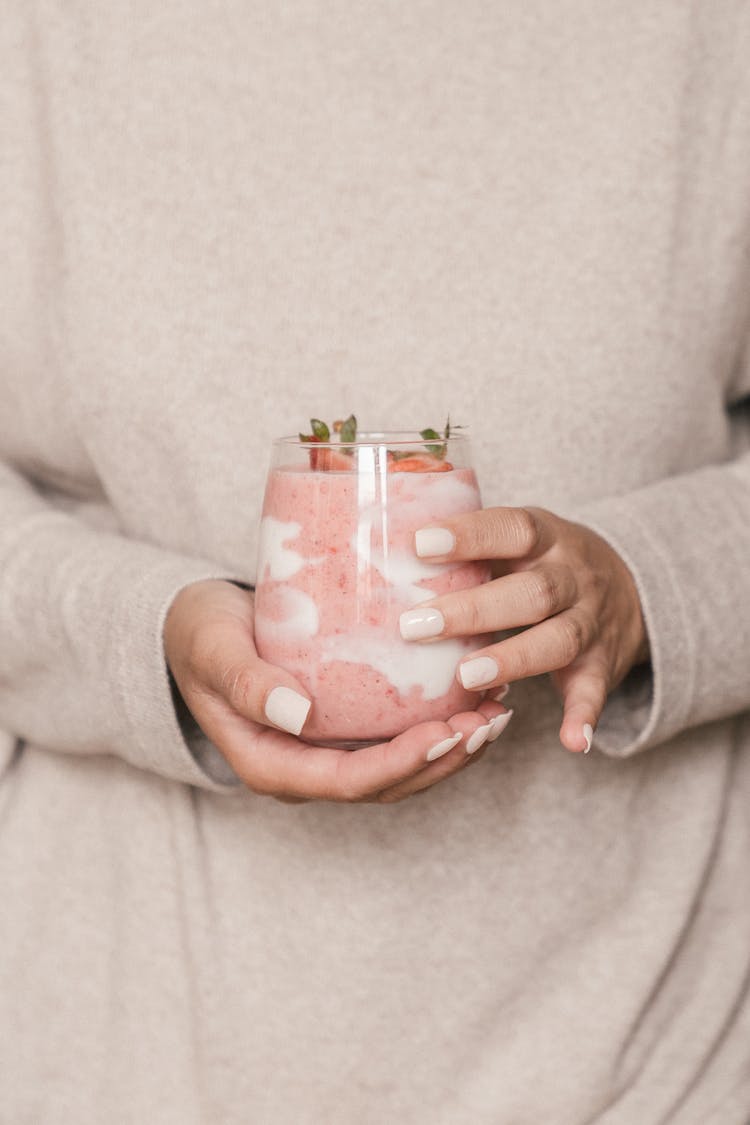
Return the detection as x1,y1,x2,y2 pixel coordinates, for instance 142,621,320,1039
466,722,493,755
415,528,455,558
492,684,510,701
264,686,312,736
487,709,513,741
583,723,594,754
426,732,462,762
399,607,445,641
459,656,499,690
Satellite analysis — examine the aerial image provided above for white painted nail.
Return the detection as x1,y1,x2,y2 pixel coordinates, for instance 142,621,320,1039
492,684,510,701
488,709,513,741
583,723,594,754
459,656,499,690
264,686,312,736
426,732,462,762
415,527,456,558
466,722,493,754
399,607,445,641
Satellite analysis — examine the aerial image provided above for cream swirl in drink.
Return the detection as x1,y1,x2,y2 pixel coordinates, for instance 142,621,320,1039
255,431,489,747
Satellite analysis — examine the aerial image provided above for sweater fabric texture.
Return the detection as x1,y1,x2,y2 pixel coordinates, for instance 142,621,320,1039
2,3,750,1122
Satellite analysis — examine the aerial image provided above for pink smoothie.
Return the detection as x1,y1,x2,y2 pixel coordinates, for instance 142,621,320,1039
254,462,489,745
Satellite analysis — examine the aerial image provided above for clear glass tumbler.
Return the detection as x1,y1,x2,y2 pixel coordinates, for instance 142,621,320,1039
254,431,490,748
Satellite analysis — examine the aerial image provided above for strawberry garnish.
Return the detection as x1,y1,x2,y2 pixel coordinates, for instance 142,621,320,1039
299,415,357,470
388,418,456,470
313,447,356,471
389,453,453,473
298,415,460,471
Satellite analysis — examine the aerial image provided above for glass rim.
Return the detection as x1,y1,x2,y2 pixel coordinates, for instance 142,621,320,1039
273,429,471,448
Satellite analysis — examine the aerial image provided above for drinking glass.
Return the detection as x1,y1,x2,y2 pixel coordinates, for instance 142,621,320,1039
254,431,490,748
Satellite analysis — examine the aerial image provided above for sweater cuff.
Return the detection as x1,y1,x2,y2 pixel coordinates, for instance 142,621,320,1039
568,499,696,758
112,560,243,789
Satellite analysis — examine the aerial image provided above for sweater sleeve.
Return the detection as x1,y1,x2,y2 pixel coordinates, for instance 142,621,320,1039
570,336,750,758
0,10,244,790
0,459,242,789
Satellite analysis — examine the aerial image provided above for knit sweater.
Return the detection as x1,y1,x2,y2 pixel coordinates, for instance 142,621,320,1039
2,3,750,1122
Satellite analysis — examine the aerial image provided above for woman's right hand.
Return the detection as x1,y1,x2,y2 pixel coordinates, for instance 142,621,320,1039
163,580,512,803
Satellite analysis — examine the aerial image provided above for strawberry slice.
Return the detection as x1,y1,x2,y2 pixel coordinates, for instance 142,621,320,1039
311,446,355,471
388,453,453,473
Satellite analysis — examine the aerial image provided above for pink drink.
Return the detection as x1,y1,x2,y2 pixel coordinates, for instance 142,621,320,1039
255,437,489,747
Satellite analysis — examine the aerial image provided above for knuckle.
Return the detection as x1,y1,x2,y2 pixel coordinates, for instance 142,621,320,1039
512,508,540,554
528,568,560,618
559,615,586,663
470,512,502,558
222,664,256,711
468,507,540,560
588,566,608,598
509,641,533,680
449,590,484,634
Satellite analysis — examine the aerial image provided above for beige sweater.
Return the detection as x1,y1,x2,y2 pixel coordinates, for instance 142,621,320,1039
2,3,750,1122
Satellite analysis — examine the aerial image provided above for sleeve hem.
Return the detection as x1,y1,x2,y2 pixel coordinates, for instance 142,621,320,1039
570,500,698,758
112,563,244,790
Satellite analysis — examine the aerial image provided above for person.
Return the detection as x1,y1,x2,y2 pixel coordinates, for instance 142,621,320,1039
1,3,749,1122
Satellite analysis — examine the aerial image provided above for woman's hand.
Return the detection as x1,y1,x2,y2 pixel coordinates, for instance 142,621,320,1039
163,580,512,803
398,508,649,753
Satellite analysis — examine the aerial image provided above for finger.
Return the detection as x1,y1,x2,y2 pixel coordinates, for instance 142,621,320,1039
413,506,556,563
456,609,595,691
478,704,515,744
374,705,513,804
194,618,314,737
554,658,609,754
211,713,483,802
371,712,488,804
399,565,577,642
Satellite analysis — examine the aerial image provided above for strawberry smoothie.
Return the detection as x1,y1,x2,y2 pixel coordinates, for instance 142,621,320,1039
255,440,489,747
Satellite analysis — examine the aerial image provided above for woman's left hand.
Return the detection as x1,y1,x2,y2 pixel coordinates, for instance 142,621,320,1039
399,507,650,753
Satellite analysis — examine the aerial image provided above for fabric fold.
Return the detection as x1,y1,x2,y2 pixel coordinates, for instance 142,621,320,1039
0,460,244,790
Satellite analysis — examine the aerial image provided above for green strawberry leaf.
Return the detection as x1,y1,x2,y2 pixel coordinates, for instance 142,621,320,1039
339,414,357,443
421,426,447,458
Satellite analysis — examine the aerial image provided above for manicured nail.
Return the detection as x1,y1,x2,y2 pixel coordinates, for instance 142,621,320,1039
264,686,312,736
415,527,455,558
487,709,513,741
459,656,499,690
426,732,462,762
466,722,493,755
583,723,594,754
492,684,510,701
399,607,445,641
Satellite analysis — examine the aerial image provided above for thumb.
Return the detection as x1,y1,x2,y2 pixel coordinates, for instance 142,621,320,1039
199,618,313,737
553,656,608,754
